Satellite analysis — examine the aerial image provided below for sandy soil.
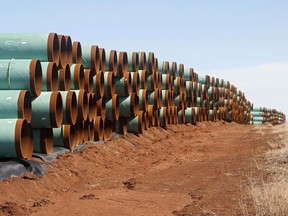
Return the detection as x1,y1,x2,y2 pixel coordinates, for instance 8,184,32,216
0,122,273,216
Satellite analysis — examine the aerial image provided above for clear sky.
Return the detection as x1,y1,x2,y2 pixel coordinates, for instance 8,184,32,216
0,0,287,116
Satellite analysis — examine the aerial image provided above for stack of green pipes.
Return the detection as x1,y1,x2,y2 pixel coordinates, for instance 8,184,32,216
0,32,285,160
250,107,286,125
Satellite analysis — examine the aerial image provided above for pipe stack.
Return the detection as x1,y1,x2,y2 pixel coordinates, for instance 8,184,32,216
0,32,285,160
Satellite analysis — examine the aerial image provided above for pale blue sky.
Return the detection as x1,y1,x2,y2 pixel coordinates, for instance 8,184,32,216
0,0,287,116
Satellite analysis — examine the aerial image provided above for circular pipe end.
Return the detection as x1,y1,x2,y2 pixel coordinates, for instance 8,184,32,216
15,119,33,159
65,35,73,65
112,94,119,121
132,52,139,72
47,33,60,66
46,62,59,91
18,90,32,123
63,124,76,151
59,64,71,91
73,64,85,90
95,71,105,98
50,91,63,128
99,48,106,71
66,91,78,125
84,69,94,93
72,41,82,64
123,72,132,96
30,59,42,96
77,89,89,121
130,93,139,117
94,116,104,141
148,105,155,127
91,45,100,73
118,51,128,77
58,35,67,69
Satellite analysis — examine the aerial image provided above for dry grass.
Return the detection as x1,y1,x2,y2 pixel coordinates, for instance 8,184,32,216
240,124,288,216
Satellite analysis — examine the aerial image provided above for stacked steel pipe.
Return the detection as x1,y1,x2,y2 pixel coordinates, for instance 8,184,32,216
0,32,285,160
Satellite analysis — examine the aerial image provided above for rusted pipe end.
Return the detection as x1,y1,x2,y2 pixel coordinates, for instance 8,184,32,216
77,89,89,121
59,64,71,91
64,36,73,65
15,119,33,159
39,128,54,155
63,124,76,151
178,63,184,78
154,109,160,127
130,93,139,117
75,120,83,145
161,107,168,128
162,90,169,107
91,45,100,73
173,106,178,124
139,52,147,70
29,59,42,96
88,93,97,121
88,120,95,141
154,57,158,72
99,48,106,71
104,118,113,140
132,52,139,72
47,33,60,67
117,51,128,77
108,50,118,75
105,72,115,98
18,90,32,123
140,89,148,112
123,72,132,96
137,111,145,134
95,70,105,98
65,91,78,125
57,35,67,69
139,70,147,89
179,108,185,124
84,69,94,94
96,97,106,118
83,120,90,142
72,64,85,90
148,105,155,127
157,71,162,90
132,71,140,95
157,89,162,109
146,52,155,75
50,91,63,128
117,117,127,135
94,116,104,141
46,62,58,91
72,41,82,64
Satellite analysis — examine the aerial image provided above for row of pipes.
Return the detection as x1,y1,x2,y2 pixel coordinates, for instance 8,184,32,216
0,32,285,159
250,107,286,125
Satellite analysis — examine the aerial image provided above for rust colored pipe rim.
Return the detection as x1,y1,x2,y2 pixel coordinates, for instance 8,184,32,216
154,109,160,127
139,70,147,89
72,64,85,90
95,70,105,98
140,89,148,112
94,116,104,141
139,52,146,70
91,45,100,73
130,93,139,117
65,35,73,65
49,91,63,128
59,64,71,91
84,69,94,93
46,62,58,91
148,105,155,127
63,124,76,151
58,35,67,69
15,119,33,159
105,72,115,98
77,89,89,121
88,120,95,141
29,59,42,96
112,94,120,120
133,71,140,95
47,33,60,67
108,50,118,75
138,111,144,134
118,51,128,76
39,128,54,155
72,41,82,64
83,120,90,142
88,93,97,121
123,71,132,96
132,52,139,72
99,48,106,71
17,90,32,123
65,91,78,125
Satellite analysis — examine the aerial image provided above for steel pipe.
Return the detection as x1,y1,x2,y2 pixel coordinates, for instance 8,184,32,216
138,52,146,70
115,71,132,96
40,62,58,91
0,90,32,122
147,105,155,127
93,70,104,98
58,64,71,91
32,91,63,128
119,93,139,117
53,124,76,150
117,51,128,77
115,117,127,135
84,69,94,93
130,71,140,95
138,89,148,112
0,33,60,66
105,94,119,120
185,107,196,124
59,91,78,125
103,72,115,98
178,108,185,124
127,111,145,134
138,70,147,89
160,107,168,128
57,35,67,69
64,35,73,66
82,45,100,72
74,90,88,121
96,97,106,118
105,50,117,75
72,41,82,64
127,52,139,72
33,128,53,155
94,116,104,141
70,64,85,90
98,48,106,71
0,119,33,159
87,93,97,121
0,59,42,96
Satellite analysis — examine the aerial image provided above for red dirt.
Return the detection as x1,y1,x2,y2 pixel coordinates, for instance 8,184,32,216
0,122,272,216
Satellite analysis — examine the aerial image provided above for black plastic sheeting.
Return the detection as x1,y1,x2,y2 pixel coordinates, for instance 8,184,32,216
0,140,107,181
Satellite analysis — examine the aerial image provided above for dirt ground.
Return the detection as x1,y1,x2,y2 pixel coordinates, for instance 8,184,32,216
0,121,275,216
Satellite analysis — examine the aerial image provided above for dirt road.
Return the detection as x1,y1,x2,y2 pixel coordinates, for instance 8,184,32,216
0,122,272,215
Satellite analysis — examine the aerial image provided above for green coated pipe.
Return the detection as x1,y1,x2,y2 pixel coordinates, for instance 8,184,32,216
93,70,104,98
105,94,119,120
0,118,33,159
59,91,78,125
147,73,156,92
40,62,58,91
70,64,85,90
174,94,183,109
53,124,76,151
127,111,145,134
148,90,159,108
105,50,118,75
115,117,127,135
196,97,202,107
185,107,196,124
82,45,100,72
94,116,104,141
253,116,265,122
127,52,139,72
170,61,177,79
0,59,42,96
103,72,115,98
74,90,88,121
161,74,171,90
119,93,139,117
160,107,168,127
115,71,132,96
117,51,128,77
31,91,63,128
32,128,53,154
158,61,169,74
145,52,155,75
250,111,265,117
0,33,60,66
184,68,193,81
178,108,185,124
0,90,32,122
